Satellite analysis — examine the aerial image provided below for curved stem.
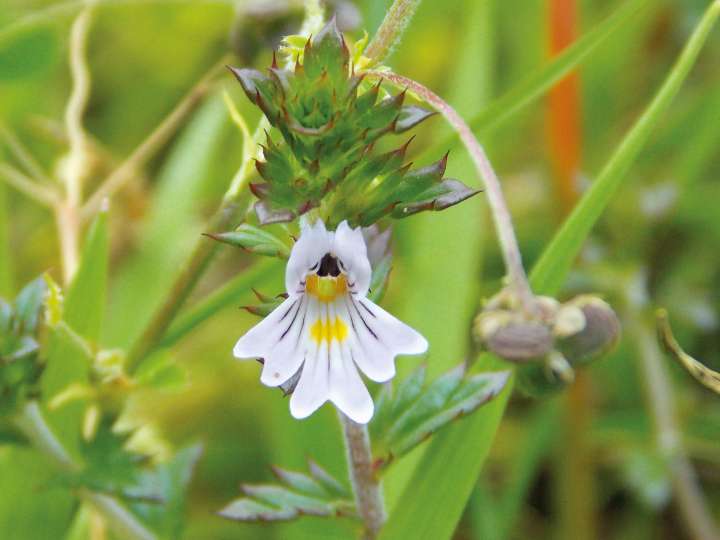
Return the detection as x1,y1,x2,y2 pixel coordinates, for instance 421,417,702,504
366,70,536,313
12,401,157,540
624,279,719,540
339,413,386,539
364,0,421,63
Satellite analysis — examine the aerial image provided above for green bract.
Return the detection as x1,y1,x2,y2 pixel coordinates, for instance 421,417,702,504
231,19,478,227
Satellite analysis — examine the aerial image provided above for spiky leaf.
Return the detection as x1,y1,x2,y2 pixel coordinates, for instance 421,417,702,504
370,366,510,469
219,460,355,523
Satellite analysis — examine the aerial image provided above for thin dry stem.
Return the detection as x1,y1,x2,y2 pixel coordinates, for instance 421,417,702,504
0,162,59,206
339,413,386,539
58,1,95,283
0,122,54,184
367,70,536,313
81,55,231,220
625,280,719,540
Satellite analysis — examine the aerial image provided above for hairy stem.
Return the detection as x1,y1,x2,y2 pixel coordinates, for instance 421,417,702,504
367,71,535,312
13,401,157,540
81,55,230,220
339,413,386,539
624,278,719,540
364,0,421,63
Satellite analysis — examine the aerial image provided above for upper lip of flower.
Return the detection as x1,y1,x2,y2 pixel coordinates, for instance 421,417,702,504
233,219,428,424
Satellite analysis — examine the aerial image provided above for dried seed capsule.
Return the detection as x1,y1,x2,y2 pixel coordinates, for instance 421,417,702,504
558,296,620,366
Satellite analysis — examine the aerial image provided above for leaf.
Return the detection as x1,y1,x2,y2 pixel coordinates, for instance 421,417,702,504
13,276,46,334
380,4,720,538
391,179,480,219
367,255,392,303
0,25,59,81
370,366,509,469
204,224,290,258
394,105,436,133
128,444,203,539
219,460,355,523
530,1,720,296
133,350,187,391
0,181,12,297
64,209,109,341
160,258,282,348
656,309,720,394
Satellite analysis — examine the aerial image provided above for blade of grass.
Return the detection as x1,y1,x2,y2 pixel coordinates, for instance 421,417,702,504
378,4,720,538
159,257,281,348
421,0,649,161
531,0,720,296
0,180,11,296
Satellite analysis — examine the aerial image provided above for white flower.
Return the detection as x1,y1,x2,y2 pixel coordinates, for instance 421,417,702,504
233,219,428,424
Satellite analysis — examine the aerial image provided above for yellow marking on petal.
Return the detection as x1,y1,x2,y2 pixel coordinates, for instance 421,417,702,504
310,316,349,345
306,274,347,302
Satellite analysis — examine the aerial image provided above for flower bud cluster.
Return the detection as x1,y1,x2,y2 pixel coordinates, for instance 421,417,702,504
474,292,620,397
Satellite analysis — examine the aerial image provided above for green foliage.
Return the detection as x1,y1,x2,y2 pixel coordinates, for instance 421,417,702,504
205,224,291,258
219,460,355,523
0,25,59,81
0,277,46,415
370,366,509,469
232,19,476,227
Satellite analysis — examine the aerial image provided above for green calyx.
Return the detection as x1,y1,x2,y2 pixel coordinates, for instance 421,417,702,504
230,18,478,228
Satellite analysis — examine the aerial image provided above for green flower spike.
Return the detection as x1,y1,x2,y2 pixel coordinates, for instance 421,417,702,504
229,18,479,227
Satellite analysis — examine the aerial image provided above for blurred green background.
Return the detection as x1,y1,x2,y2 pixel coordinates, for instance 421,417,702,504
1,0,719,538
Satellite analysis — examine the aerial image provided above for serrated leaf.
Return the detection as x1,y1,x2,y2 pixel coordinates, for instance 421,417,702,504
371,367,509,468
129,444,203,539
205,224,290,258
219,460,354,523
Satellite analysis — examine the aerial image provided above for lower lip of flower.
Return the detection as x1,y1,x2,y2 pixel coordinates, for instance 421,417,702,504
310,316,349,344
305,274,348,302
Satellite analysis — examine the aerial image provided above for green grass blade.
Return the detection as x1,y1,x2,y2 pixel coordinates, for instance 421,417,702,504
0,180,12,297
160,257,281,348
530,1,720,296
422,0,649,160
64,207,109,341
378,4,720,538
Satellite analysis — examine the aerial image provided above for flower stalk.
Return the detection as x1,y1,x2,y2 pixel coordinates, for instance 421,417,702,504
364,0,422,63
339,412,386,539
366,70,536,314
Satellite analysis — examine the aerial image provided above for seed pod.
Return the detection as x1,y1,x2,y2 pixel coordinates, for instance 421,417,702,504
515,351,574,398
484,319,554,363
558,296,620,366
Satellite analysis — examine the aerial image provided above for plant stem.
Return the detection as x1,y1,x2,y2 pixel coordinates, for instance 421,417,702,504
339,412,386,539
624,278,719,540
13,401,157,540
0,122,54,184
364,0,421,63
367,70,536,313
81,54,231,220
0,162,59,206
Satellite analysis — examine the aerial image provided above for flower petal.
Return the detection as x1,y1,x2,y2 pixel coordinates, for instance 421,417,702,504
357,297,428,355
332,220,371,296
259,296,310,387
285,219,332,294
233,297,301,359
329,336,374,424
340,296,397,382
289,322,329,419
